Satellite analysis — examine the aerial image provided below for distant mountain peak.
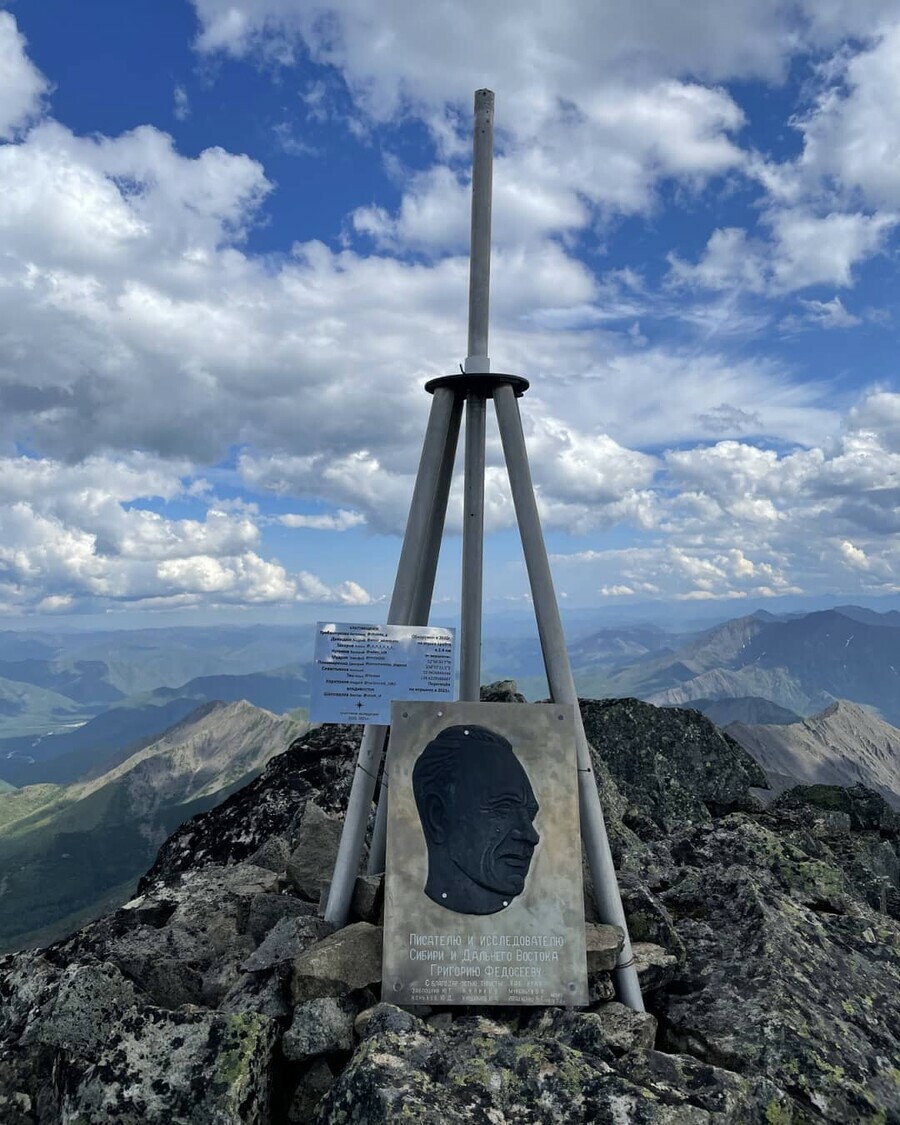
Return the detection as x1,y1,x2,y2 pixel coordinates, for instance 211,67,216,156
816,699,844,719
728,697,900,809
806,698,890,730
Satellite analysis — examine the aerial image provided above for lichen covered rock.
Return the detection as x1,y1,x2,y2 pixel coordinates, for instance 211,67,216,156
530,1002,658,1055
584,921,623,971
282,996,356,1062
657,811,900,1121
61,1007,278,1124
285,802,344,902
581,697,769,835
241,915,334,973
20,961,138,1054
354,1002,422,1040
315,1016,795,1123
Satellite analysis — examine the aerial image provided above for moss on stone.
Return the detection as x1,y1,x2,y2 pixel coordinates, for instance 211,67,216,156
215,1012,265,1086
449,1054,499,1092
765,1099,793,1124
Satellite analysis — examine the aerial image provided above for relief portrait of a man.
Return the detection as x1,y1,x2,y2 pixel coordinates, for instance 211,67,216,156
411,723,540,915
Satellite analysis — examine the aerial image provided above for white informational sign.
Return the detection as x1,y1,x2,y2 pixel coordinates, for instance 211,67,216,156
309,622,455,725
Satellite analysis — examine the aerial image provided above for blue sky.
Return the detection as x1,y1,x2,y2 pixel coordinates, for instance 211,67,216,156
0,0,898,624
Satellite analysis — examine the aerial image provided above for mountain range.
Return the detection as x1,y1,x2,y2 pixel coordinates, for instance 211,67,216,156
0,624,316,740
573,606,900,725
2,606,898,756
0,604,898,954
0,700,306,952
0,624,316,690
0,664,310,788
669,696,803,727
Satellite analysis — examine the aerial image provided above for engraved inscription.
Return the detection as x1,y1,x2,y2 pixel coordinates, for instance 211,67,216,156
310,622,455,724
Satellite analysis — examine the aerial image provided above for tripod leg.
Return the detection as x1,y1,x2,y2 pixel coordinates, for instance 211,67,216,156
460,393,487,700
493,383,645,1012
410,394,464,631
367,393,463,875
366,752,390,878
325,386,459,928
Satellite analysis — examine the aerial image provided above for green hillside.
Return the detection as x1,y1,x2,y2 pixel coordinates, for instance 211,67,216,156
0,784,224,948
0,701,306,952
0,784,63,832
0,676,85,738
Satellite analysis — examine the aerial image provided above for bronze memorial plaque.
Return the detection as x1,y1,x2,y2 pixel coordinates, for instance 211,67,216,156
383,700,588,1007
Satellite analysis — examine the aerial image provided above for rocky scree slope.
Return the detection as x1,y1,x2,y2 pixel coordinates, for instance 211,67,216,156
668,696,803,728
0,686,898,1122
726,699,900,809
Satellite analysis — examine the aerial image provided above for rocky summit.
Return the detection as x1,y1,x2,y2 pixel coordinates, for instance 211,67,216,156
1,688,898,1123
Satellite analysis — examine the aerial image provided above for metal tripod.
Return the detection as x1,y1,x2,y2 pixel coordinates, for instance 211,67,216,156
324,90,644,1012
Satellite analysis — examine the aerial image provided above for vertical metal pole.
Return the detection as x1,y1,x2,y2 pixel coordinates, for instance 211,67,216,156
493,382,645,1012
460,394,486,699
325,387,458,927
367,393,464,875
465,90,494,374
460,88,494,701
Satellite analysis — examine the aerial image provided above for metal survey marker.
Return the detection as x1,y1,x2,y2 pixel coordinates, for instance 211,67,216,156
324,91,644,1012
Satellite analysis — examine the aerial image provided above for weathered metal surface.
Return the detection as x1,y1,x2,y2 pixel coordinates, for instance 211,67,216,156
383,700,588,1006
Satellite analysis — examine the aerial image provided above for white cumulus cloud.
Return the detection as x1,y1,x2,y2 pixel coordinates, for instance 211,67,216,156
0,454,374,613
0,12,49,139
